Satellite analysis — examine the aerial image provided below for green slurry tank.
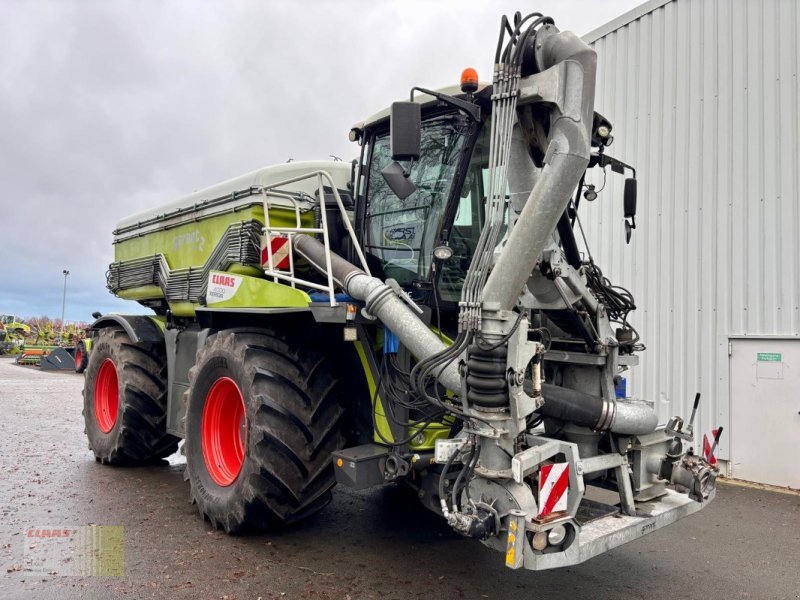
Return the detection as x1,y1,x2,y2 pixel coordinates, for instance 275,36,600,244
109,160,352,316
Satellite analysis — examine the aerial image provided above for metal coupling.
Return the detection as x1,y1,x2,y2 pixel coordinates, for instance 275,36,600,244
446,508,497,540
669,454,717,502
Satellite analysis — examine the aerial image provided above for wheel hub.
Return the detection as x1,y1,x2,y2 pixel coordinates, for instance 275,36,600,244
201,377,247,486
94,359,119,433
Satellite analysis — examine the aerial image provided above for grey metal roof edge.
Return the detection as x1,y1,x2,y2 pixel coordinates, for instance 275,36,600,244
582,0,673,43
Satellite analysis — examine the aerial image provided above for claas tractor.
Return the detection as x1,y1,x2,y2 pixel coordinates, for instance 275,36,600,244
83,11,719,570
0,315,30,354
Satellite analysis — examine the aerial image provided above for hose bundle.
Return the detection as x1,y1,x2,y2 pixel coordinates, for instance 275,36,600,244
411,12,554,421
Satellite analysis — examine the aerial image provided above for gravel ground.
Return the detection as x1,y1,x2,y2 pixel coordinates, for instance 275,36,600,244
1,356,798,599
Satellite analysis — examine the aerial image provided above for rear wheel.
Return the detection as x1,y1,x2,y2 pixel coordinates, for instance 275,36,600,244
74,341,88,373
83,327,179,464
184,328,344,533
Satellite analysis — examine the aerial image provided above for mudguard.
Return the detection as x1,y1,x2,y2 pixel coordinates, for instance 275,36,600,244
91,314,165,344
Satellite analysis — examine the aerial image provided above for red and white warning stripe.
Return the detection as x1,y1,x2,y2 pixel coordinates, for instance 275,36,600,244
262,235,290,270
702,429,719,465
538,463,569,517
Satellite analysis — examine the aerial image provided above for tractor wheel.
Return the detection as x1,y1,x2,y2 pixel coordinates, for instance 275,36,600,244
74,341,88,374
82,327,179,464
184,328,345,533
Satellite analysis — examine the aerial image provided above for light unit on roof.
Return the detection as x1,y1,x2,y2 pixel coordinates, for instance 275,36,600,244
460,68,479,94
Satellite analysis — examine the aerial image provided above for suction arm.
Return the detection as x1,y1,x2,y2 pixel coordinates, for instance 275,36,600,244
481,27,597,311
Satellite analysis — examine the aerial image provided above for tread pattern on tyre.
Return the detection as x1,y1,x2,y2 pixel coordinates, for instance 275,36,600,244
83,327,179,464
184,328,345,534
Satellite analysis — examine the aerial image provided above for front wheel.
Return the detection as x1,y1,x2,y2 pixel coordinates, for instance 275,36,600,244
184,329,344,533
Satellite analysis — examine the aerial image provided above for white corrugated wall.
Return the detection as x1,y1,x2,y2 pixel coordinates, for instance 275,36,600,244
580,0,800,461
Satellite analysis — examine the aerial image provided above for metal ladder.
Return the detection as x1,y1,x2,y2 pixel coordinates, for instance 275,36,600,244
257,170,370,306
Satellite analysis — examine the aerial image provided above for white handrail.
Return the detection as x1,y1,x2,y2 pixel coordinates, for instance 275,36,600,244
257,170,371,307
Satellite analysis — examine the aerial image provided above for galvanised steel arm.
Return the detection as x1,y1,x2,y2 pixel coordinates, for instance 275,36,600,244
481,27,597,311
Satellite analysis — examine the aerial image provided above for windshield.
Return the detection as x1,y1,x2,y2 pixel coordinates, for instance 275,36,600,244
437,120,508,303
365,116,469,287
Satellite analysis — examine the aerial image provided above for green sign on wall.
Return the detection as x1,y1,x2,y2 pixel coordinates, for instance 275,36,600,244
756,352,782,362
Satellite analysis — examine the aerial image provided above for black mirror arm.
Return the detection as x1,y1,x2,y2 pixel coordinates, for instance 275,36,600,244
410,87,481,122
592,151,636,179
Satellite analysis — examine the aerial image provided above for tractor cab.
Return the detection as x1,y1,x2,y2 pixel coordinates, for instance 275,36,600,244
350,82,498,331
349,76,636,338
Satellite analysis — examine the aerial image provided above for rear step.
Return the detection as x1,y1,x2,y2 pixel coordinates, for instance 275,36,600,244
575,497,620,525
515,487,714,570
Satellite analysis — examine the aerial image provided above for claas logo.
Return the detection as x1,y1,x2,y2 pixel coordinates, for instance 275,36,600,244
211,274,237,288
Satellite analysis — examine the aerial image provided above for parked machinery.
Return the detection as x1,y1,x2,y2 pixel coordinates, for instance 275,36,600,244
0,315,30,355
83,11,719,570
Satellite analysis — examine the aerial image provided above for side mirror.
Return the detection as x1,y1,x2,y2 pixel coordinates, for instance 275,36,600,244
624,178,637,244
389,101,421,161
624,178,637,220
381,161,416,200
381,101,421,200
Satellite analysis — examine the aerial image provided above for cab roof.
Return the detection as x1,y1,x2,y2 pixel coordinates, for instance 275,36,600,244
352,82,492,133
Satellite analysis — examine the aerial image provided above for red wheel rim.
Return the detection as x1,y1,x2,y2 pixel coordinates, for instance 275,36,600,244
95,359,119,433
76,348,83,368
201,377,247,486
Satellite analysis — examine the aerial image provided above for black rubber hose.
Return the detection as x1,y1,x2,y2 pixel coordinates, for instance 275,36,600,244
536,383,604,429
530,384,657,435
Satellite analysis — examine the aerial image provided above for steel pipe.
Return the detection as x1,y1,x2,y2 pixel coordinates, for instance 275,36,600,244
293,234,461,391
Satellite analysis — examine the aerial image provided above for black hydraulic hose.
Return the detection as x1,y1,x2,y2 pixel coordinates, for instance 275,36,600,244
556,211,582,269
451,442,476,511
463,440,481,507
438,445,459,510
571,173,586,226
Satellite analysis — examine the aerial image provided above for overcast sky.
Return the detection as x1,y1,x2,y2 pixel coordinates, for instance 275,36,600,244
0,0,641,322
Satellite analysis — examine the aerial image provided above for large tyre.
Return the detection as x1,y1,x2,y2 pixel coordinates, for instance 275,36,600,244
184,328,344,533
82,327,179,464
74,341,88,374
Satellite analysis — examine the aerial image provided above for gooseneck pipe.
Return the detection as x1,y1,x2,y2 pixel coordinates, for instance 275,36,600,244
481,28,597,311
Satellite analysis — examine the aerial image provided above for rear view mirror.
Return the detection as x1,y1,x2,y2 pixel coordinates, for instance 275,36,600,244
381,161,416,200
389,101,421,161
624,178,637,220
624,178,637,244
